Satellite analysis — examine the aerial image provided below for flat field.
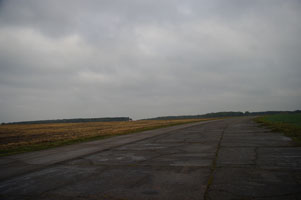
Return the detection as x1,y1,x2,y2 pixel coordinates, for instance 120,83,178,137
0,118,212,156
255,113,301,145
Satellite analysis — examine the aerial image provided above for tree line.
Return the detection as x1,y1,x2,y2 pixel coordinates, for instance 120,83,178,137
1,117,132,125
144,110,301,120
2,110,300,125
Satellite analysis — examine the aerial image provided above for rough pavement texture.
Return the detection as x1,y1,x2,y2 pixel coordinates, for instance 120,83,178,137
0,117,300,200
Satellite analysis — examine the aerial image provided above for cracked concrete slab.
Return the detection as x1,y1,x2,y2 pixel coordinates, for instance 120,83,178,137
208,168,301,200
0,117,300,200
257,147,301,170
221,134,293,147
41,166,210,200
217,147,256,167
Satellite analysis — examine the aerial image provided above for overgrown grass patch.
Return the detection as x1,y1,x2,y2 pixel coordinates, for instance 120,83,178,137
255,113,301,145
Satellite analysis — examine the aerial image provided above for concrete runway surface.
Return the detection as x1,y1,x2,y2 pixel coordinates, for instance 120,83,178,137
0,117,300,200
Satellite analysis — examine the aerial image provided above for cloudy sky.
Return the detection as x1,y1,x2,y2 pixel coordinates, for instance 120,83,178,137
0,0,300,122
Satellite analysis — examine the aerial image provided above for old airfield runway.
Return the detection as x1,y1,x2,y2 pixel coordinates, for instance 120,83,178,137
0,117,300,200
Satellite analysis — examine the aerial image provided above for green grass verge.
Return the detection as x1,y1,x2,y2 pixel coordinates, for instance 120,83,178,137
0,119,215,157
254,113,301,145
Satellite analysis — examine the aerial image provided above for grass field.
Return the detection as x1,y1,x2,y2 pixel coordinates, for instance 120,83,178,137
255,113,301,145
0,118,213,156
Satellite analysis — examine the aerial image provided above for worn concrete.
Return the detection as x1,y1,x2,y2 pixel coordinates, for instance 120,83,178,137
0,117,300,200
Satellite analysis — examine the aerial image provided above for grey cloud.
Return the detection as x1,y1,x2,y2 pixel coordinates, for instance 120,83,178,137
0,0,300,122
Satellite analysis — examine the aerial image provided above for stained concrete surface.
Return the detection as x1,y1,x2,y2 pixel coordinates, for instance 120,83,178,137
0,117,300,199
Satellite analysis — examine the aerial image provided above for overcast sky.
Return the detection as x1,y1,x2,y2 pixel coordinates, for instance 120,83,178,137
0,0,300,122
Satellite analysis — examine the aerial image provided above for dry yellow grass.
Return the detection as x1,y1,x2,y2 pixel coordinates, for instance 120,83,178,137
0,118,212,156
